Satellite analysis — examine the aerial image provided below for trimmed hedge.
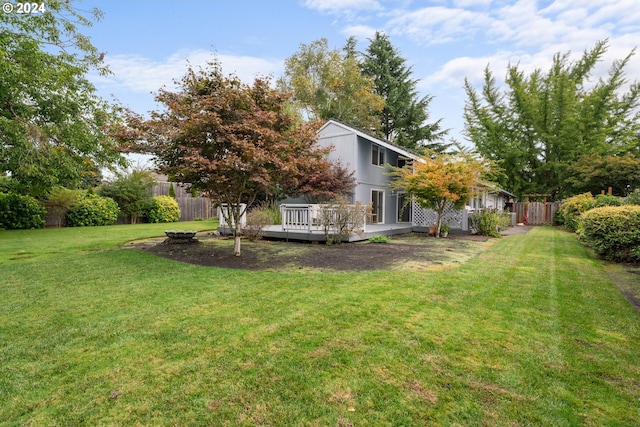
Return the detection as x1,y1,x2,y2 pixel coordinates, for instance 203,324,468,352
556,193,594,231
579,205,640,262
66,193,120,227
0,192,46,229
145,195,180,223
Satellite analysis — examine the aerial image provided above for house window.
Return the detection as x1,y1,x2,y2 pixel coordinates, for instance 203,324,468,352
397,157,407,169
372,144,385,166
371,190,384,224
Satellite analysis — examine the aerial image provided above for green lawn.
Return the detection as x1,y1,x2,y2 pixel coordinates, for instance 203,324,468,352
1,224,639,426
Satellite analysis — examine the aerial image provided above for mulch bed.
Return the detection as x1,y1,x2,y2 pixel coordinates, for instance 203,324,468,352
131,232,490,272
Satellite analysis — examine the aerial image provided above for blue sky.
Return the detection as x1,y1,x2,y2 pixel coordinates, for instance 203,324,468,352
84,0,640,145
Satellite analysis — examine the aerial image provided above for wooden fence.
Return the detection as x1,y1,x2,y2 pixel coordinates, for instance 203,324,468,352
513,202,561,225
44,182,214,226
152,182,214,221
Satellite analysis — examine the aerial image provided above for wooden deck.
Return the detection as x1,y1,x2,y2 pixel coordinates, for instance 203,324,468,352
261,223,414,242
218,223,415,242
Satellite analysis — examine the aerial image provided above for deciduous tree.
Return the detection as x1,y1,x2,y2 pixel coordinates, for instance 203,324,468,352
0,0,126,197
98,168,154,224
565,153,640,196
389,147,495,237
279,38,384,131
124,60,331,256
286,160,355,203
464,40,640,199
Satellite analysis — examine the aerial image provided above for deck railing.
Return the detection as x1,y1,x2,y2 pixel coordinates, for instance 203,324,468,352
280,204,367,234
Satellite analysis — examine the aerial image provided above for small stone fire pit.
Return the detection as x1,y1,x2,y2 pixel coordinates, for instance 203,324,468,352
164,230,198,244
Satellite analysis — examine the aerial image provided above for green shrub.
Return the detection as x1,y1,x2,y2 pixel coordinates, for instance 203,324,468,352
0,192,46,229
45,186,79,227
623,189,640,205
557,193,594,231
469,209,502,237
369,235,390,243
579,205,640,262
66,193,119,227
588,194,622,209
145,195,181,223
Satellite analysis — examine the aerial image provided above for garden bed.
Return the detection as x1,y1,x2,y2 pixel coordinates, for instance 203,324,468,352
132,232,492,272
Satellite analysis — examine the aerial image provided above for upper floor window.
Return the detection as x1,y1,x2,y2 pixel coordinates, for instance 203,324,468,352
372,144,385,166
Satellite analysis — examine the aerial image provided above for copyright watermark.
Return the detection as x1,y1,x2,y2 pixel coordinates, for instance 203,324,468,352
2,3,47,14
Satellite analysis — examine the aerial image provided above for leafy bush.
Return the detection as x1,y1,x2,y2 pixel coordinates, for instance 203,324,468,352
66,193,119,227
45,186,79,227
588,194,622,209
369,235,390,243
145,195,181,223
623,189,640,205
98,169,154,224
579,205,640,262
0,192,46,229
557,193,594,231
469,209,503,237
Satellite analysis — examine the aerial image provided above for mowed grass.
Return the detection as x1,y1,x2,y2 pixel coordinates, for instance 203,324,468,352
1,225,639,426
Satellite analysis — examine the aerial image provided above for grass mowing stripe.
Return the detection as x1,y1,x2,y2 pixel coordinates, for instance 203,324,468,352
1,225,639,425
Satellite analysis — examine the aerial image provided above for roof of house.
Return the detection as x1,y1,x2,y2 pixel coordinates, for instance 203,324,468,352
318,119,423,162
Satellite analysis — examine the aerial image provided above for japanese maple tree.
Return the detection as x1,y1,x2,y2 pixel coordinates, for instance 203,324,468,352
389,148,496,237
124,60,330,255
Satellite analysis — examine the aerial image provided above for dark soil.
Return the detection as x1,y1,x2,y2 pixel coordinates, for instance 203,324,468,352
129,232,492,272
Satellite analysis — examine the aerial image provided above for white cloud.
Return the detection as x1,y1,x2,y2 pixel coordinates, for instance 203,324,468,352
303,0,383,13
95,49,283,95
342,24,379,40
387,6,493,45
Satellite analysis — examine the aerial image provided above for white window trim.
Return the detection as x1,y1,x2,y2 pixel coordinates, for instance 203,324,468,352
371,189,385,224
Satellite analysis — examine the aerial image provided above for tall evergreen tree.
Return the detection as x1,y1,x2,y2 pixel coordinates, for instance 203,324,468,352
361,32,447,152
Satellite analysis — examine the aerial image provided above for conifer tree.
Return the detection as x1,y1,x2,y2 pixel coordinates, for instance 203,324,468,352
361,32,447,152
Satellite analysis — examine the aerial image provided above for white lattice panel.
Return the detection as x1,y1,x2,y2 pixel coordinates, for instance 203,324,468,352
412,201,464,229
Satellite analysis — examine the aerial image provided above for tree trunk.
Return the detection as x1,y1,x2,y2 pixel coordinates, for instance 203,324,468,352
234,235,241,256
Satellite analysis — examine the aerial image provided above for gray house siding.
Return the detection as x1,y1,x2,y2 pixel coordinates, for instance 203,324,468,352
316,122,417,225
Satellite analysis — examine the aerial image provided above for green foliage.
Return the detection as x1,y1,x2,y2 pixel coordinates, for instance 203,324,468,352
469,209,502,237
464,40,640,199
45,186,79,227
0,192,46,229
623,189,640,205
66,193,119,227
99,169,154,224
557,193,595,231
127,59,330,256
369,235,390,243
168,182,176,199
566,154,640,196
0,1,126,197
145,195,180,223
588,194,622,209
0,177,20,194
361,31,447,151
580,205,640,262
389,148,496,237
279,38,384,131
